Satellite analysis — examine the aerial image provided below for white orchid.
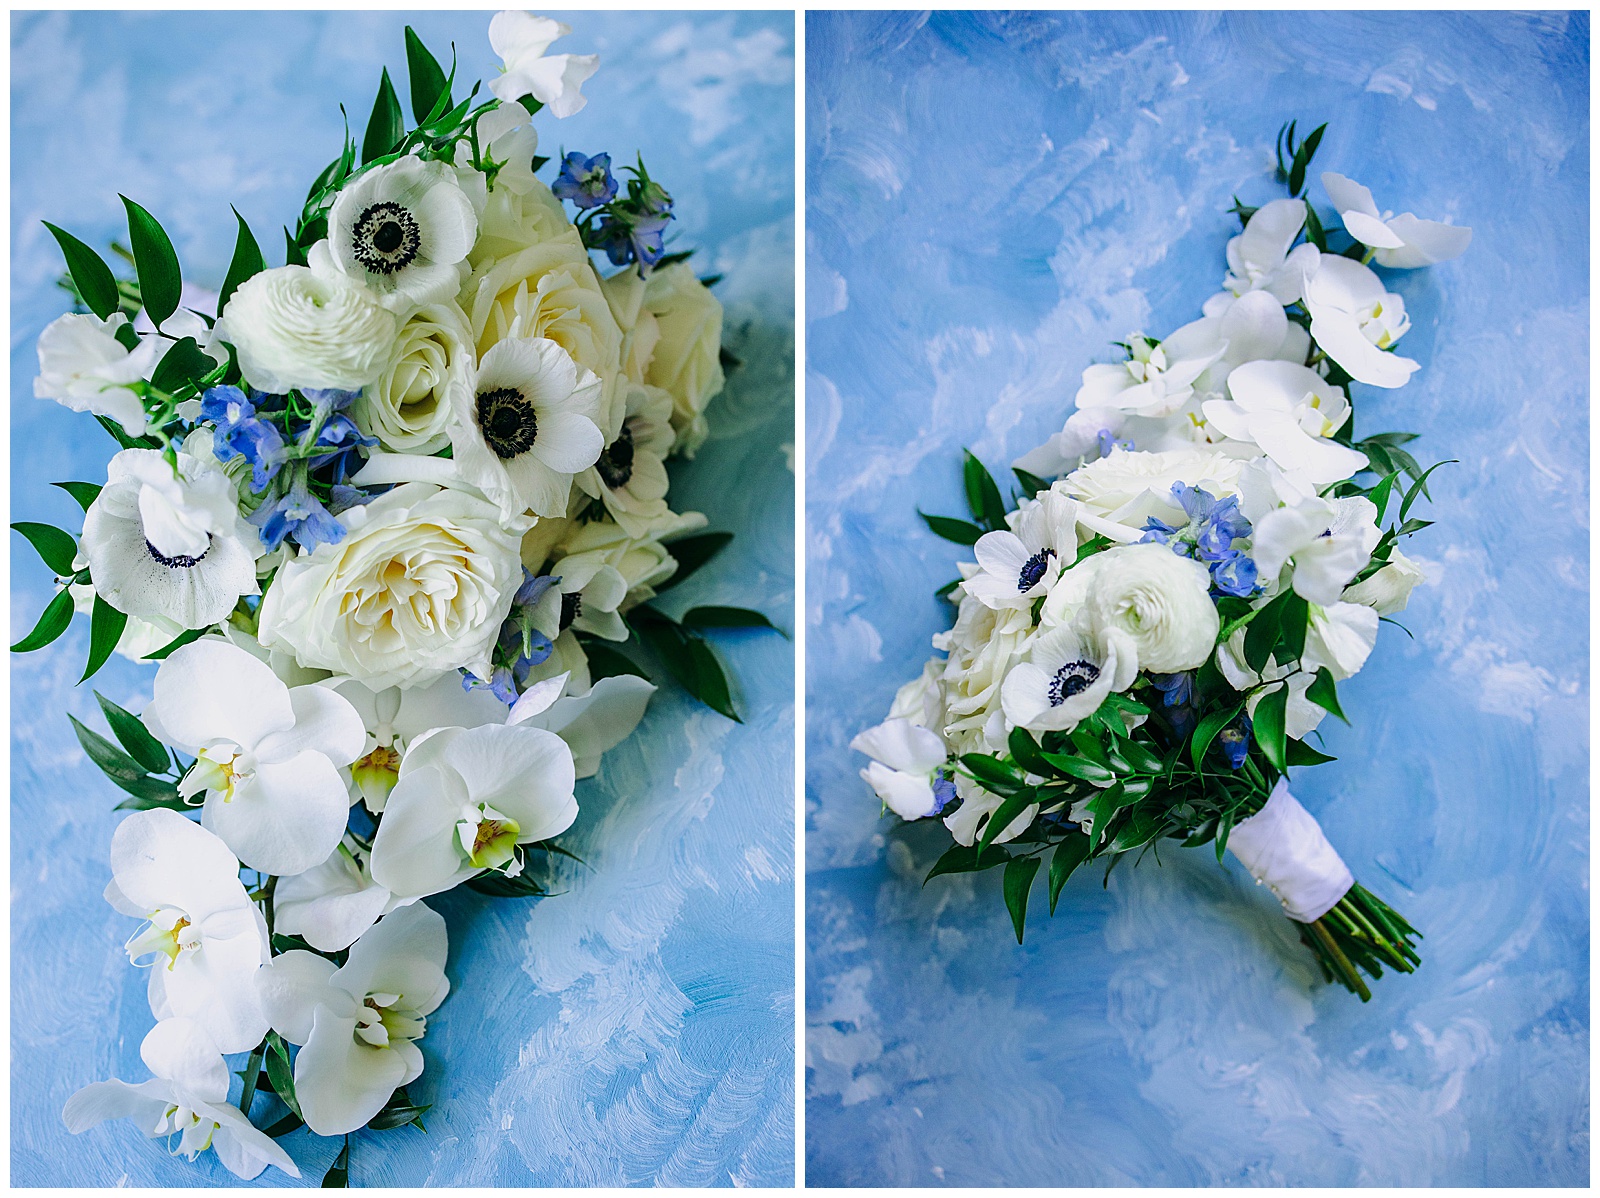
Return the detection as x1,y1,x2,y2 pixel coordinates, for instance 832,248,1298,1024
1301,253,1419,388
275,837,407,954
368,722,578,899
34,311,163,436
1321,172,1473,269
1000,623,1138,734
964,489,1079,610
63,1018,299,1181
143,639,366,877
104,809,268,1054
506,669,656,779
1250,494,1381,606
1202,359,1369,485
1221,197,1321,304
850,718,951,820
1217,600,1379,738
1076,322,1225,420
487,11,599,119
258,901,449,1137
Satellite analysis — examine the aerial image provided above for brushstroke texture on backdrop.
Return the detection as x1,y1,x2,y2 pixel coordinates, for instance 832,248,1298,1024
806,10,1587,1187
11,10,794,1187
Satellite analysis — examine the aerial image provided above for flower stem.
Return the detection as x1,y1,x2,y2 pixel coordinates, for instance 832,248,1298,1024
1296,883,1421,1001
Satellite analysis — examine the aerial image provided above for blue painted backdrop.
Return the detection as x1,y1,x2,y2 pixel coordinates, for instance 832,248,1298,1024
806,10,1587,1187
11,10,794,1187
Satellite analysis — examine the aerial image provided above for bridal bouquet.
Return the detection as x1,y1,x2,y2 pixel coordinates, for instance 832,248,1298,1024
18,13,775,1184
854,124,1468,1001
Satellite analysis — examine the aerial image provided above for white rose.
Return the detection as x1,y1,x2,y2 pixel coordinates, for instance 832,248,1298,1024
640,262,725,456
220,265,397,395
257,482,528,689
354,301,473,453
34,311,163,436
1086,542,1218,673
935,594,1035,755
1061,447,1244,543
1342,548,1426,615
600,270,662,388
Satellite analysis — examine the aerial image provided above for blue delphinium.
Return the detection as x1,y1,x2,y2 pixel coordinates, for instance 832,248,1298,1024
1209,550,1260,598
1097,429,1135,458
1150,671,1197,738
1140,482,1262,597
308,412,377,478
463,666,521,706
1217,715,1253,770
596,208,673,271
552,151,618,209
201,386,286,493
248,479,345,553
930,775,958,815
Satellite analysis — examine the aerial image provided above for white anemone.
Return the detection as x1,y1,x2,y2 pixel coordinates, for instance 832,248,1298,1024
451,335,605,519
1302,253,1419,388
103,809,268,1053
143,639,366,876
850,718,950,820
1203,359,1370,485
258,901,449,1137
1321,172,1473,269
63,1018,299,1181
368,723,579,899
318,156,478,311
82,448,260,630
574,382,676,537
1000,624,1138,733
529,550,631,642
964,490,1079,610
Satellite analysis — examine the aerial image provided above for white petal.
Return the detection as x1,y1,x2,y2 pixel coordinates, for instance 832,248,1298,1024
848,717,947,775
258,950,342,1046
254,683,366,767
1308,311,1420,388
1341,209,1406,250
209,1105,302,1180
151,919,269,1053
62,1078,172,1134
275,851,392,953
973,531,1030,581
149,639,294,754
528,675,655,778
1304,253,1388,311
201,752,350,876
294,1005,409,1136
861,762,940,820
1239,198,1307,268
1375,214,1473,268
368,765,477,899
139,1017,230,1100
1319,172,1382,220
1247,411,1370,485
334,901,449,1015
1218,289,1289,365
109,808,245,922
438,723,578,841
529,410,605,474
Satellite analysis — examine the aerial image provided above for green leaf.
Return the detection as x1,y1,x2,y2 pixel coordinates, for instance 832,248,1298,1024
262,1112,304,1138
962,450,1007,530
237,1043,265,1122
322,1139,349,1187
934,578,962,602
1007,725,1051,777
218,207,266,314
1399,460,1456,522
81,596,128,684
284,226,308,268
67,714,146,785
924,841,1011,884
1287,122,1326,196
52,481,102,512
656,531,733,591
119,196,182,329
1275,592,1309,664
1244,591,1286,672
12,522,78,575
1286,738,1338,767
958,753,1023,796
1083,781,1127,849
362,67,405,165
1397,518,1433,537
94,413,153,451
686,636,740,722
145,626,207,660
367,1098,431,1132
1013,468,1050,498
1190,702,1244,772
1303,201,1328,252
1115,739,1165,774
1040,751,1114,786
148,336,211,394
43,222,121,320
1003,855,1041,944
12,588,75,653
1366,469,1401,523
465,859,549,898
1305,666,1348,724
977,787,1037,856
265,1034,301,1119
94,691,170,773
1047,833,1091,915
404,26,450,124
111,782,189,811
1253,684,1289,771
680,606,786,636
582,642,651,682
917,511,983,546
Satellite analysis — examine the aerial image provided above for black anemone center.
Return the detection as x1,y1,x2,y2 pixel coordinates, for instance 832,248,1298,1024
351,201,421,275
476,387,538,459
559,591,583,630
146,538,209,570
1017,548,1056,592
1047,659,1100,706
597,426,636,489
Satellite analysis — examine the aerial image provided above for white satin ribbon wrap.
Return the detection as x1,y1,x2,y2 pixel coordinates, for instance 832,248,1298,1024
1226,778,1353,923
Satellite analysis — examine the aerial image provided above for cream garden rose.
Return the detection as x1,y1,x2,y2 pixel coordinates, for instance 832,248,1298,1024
641,261,726,455
1085,542,1218,673
354,301,474,453
257,482,528,689
221,265,397,395
1060,447,1244,544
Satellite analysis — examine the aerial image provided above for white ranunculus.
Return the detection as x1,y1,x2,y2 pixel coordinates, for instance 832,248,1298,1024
1321,172,1473,269
63,1018,299,1181
1251,494,1380,606
1001,624,1138,734
1085,542,1218,673
450,335,605,520
1342,548,1426,615
573,381,675,537
355,301,474,454
103,809,269,1053
506,669,656,778
1222,197,1320,304
640,263,726,454
487,11,599,119
1202,359,1369,485
259,902,449,1137
257,482,528,690
82,448,260,630
142,639,366,876
368,723,578,899
318,157,478,311
34,311,162,435
221,265,397,395
1301,253,1418,389
1060,447,1243,544
850,718,951,821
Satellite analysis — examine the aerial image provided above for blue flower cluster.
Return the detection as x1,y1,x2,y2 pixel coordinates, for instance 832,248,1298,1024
1149,671,1197,738
1141,482,1261,598
554,150,676,274
552,151,617,209
1217,715,1253,770
465,571,561,704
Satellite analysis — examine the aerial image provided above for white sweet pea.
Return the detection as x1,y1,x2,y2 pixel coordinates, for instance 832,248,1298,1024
964,491,1079,610
1076,323,1225,420
1251,495,1380,606
258,902,449,1137
1342,547,1426,615
368,723,578,899
104,809,269,1053
1085,542,1219,673
942,775,1038,847
1321,172,1473,269
487,11,599,119
1221,197,1321,304
63,1018,299,1181
1301,253,1419,388
1202,359,1369,485
34,311,163,435
850,718,951,820
81,448,261,630
275,838,406,953
142,640,366,877
1001,624,1138,734
316,157,478,311
507,670,656,779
